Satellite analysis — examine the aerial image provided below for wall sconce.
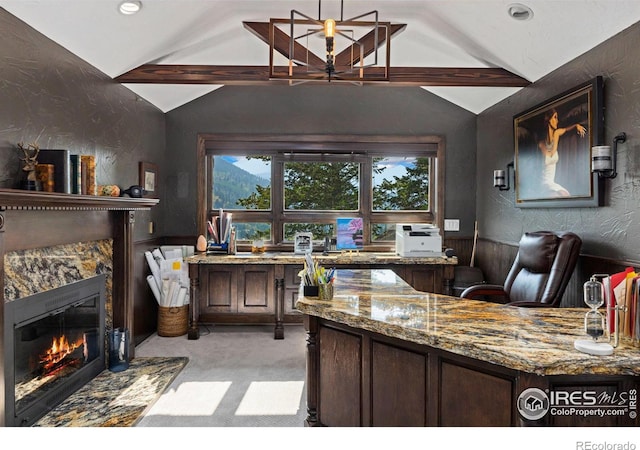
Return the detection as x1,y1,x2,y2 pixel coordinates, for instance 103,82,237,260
592,132,626,179
493,161,514,191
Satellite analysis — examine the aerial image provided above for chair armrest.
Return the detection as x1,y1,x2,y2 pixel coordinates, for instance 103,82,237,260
459,284,509,304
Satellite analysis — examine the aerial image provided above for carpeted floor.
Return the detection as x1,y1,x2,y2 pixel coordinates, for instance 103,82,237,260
134,324,308,427
34,356,188,427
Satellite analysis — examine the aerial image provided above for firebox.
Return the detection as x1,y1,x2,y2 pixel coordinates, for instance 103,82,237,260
3,274,106,427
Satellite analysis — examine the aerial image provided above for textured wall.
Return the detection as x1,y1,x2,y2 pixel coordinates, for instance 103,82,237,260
0,9,166,240
164,84,478,238
477,21,640,262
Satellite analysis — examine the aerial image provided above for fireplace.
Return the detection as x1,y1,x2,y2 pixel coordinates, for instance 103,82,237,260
3,274,106,427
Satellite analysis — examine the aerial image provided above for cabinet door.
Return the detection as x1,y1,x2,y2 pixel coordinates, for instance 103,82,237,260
284,264,303,315
237,265,275,314
200,265,237,314
404,266,441,293
371,340,427,426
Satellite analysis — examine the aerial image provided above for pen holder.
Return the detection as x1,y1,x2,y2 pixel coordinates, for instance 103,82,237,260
303,285,319,297
318,283,334,301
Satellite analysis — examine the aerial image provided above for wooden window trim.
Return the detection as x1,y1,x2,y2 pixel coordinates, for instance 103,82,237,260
196,134,445,250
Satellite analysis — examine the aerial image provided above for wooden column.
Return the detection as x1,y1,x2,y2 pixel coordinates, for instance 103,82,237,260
0,210,6,427
112,210,136,358
188,263,201,340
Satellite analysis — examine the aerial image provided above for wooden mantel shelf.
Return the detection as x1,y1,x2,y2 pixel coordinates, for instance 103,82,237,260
0,188,159,210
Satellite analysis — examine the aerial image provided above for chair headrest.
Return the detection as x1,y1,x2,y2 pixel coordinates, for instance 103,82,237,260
518,232,559,273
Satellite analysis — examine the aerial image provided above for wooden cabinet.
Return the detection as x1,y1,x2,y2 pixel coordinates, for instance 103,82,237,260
305,317,639,427
187,257,456,337
198,264,274,322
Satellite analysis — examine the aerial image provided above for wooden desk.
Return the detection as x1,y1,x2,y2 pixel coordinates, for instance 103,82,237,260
185,252,456,339
296,269,640,427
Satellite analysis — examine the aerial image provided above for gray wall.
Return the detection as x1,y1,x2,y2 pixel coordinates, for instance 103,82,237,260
164,84,478,237
477,21,640,262
0,9,166,241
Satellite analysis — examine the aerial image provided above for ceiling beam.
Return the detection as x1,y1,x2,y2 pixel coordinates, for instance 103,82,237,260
334,23,406,67
115,65,530,87
243,21,325,67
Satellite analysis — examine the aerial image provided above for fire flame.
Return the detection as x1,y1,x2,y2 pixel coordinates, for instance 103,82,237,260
40,334,84,374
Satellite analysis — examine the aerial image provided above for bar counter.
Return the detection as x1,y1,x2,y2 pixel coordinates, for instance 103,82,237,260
296,269,640,427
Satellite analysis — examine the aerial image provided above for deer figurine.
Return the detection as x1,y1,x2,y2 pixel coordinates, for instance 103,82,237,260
17,142,40,182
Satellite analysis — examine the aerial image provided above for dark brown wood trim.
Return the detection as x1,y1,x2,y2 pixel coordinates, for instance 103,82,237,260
196,133,446,239
335,24,406,67
243,21,325,67
115,65,530,87
0,188,159,210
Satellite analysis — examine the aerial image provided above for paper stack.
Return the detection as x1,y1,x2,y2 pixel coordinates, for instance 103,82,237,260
145,247,190,307
604,267,640,344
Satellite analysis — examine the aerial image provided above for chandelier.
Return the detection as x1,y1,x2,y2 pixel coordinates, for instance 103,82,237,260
267,0,394,84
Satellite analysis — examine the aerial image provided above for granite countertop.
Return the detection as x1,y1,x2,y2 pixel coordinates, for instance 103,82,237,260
186,251,457,265
295,269,640,376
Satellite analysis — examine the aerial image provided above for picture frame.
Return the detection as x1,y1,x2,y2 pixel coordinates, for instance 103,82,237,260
513,76,604,208
336,217,364,250
139,161,158,198
294,232,313,254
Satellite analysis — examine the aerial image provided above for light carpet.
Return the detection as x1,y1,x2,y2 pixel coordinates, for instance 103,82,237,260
134,324,308,427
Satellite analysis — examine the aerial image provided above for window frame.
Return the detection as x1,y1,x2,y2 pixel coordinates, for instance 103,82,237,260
197,134,445,250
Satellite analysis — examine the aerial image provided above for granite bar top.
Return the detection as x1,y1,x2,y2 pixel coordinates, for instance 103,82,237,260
295,269,640,376
186,251,457,265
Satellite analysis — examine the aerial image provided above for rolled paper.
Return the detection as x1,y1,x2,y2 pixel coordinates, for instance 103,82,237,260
176,287,188,307
146,275,161,304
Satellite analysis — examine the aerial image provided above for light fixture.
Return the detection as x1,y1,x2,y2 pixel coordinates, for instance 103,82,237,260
268,0,392,84
592,132,626,179
507,3,534,21
494,161,514,191
119,1,142,15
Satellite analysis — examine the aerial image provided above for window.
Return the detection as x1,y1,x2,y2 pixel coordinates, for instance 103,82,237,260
197,135,444,249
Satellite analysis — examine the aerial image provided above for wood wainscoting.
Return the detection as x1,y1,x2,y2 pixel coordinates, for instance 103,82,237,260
474,237,640,308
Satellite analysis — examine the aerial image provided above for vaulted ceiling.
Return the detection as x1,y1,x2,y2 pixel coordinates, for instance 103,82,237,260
3,0,640,114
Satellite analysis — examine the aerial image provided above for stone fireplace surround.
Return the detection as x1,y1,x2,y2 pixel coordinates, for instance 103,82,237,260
0,189,158,426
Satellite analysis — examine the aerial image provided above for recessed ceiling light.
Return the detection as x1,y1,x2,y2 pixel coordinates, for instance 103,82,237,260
119,1,142,15
507,3,533,21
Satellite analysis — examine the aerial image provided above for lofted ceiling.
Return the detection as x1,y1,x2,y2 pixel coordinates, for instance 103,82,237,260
2,0,640,114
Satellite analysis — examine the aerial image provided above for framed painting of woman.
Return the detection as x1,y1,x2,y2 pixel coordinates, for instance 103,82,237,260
514,76,604,208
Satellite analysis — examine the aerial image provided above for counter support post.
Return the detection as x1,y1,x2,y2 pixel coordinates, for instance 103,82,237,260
274,278,285,339
188,263,200,340
304,315,319,426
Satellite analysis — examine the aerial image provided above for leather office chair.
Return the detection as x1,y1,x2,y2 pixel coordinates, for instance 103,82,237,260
460,231,582,307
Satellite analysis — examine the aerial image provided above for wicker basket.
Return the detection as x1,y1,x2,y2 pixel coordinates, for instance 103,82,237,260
157,305,188,337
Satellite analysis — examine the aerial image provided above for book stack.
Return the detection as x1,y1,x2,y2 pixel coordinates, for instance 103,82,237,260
206,209,233,253
80,155,96,195
70,154,82,194
35,164,55,192
37,149,71,193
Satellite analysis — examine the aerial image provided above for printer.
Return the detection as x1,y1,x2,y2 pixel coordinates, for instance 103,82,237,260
395,223,442,257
